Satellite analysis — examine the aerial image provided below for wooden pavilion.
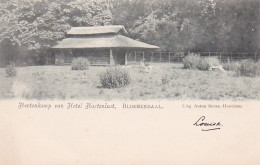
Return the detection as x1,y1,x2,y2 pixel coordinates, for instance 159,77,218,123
51,25,159,65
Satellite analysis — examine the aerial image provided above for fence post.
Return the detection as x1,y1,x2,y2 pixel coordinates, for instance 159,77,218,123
135,51,136,62
168,52,170,63
143,52,145,61
177,52,179,63
159,52,162,62
209,52,211,57
220,52,222,62
255,52,257,62
231,53,233,61
151,52,153,63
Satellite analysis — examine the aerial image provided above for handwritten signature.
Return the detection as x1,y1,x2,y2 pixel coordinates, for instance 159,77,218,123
193,116,223,131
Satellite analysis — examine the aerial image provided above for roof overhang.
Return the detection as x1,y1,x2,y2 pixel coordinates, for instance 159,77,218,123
52,35,159,50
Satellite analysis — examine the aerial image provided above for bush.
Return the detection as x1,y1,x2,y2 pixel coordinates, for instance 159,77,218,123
71,57,90,70
236,59,258,77
99,66,131,88
199,57,212,70
222,61,240,71
5,65,17,77
183,53,220,70
183,53,201,69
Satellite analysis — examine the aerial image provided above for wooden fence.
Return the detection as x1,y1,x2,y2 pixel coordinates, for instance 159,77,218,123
127,51,259,64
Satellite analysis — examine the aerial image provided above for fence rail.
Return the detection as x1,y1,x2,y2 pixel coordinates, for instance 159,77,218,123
127,51,259,64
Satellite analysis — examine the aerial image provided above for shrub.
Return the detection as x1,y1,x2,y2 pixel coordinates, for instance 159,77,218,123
71,57,90,70
183,53,220,70
222,61,240,71
5,65,17,77
99,66,131,88
236,59,258,77
199,57,212,70
183,53,201,69
161,74,170,85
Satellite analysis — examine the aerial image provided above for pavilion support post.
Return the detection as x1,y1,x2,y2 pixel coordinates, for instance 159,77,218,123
109,49,114,66
125,51,128,65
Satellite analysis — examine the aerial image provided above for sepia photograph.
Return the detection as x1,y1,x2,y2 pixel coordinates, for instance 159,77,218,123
0,0,259,100
0,0,260,164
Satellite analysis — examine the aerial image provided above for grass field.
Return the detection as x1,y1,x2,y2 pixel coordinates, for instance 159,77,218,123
0,64,259,100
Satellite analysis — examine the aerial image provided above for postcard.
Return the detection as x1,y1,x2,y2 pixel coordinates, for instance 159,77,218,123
0,0,259,164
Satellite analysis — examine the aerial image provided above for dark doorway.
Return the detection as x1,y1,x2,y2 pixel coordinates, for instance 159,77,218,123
114,49,125,65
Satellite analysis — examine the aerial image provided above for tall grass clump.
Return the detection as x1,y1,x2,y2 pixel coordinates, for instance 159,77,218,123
5,65,17,77
222,61,240,71
183,53,220,70
99,66,131,88
71,57,90,70
235,59,258,77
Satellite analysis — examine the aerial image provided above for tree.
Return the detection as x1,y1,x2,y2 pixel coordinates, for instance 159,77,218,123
0,0,113,65
111,0,259,53
0,0,258,66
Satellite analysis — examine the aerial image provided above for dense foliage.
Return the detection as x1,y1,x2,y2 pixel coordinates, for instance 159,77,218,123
222,61,240,71
236,59,258,77
71,57,90,70
183,53,208,70
183,53,220,70
0,0,113,65
0,0,259,65
112,0,259,53
99,66,131,88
